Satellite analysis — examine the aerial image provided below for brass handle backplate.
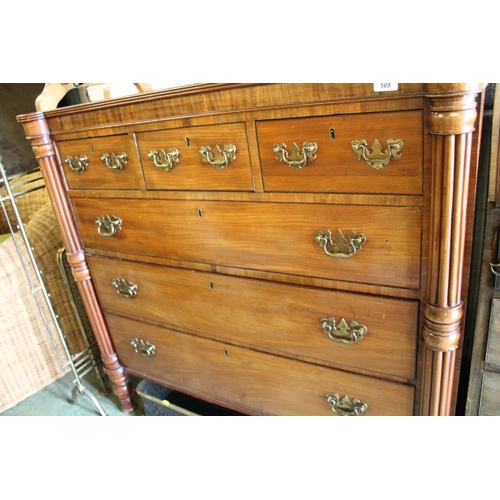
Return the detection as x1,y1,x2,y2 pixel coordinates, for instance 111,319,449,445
325,393,368,416
65,155,88,175
100,152,127,172
273,141,318,170
314,228,366,259
148,148,180,172
130,338,155,357
320,317,367,344
351,138,404,170
111,278,138,298
199,144,236,170
95,215,122,237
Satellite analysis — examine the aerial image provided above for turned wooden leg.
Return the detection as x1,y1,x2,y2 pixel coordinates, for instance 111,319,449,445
17,112,135,413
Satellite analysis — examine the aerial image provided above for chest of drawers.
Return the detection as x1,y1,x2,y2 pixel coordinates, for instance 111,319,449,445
19,83,485,415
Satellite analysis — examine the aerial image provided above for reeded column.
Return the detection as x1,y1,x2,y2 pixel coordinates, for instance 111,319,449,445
421,84,484,415
17,112,135,413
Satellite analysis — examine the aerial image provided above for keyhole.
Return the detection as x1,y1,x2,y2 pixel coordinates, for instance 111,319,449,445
90,145,95,153
329,128,336,140
185,137,190,147
209,282,214,290
223,350,228,357
197,208,203,217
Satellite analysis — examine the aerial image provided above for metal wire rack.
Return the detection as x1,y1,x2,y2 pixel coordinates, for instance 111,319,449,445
0,157,108,415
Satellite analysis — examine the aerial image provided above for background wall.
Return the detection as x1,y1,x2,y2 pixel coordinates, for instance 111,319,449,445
0,84,45,176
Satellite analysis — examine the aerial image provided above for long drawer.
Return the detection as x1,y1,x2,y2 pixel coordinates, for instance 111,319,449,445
256,111,423,194
87,255,418,379
106,313,415,416
73,198,422,289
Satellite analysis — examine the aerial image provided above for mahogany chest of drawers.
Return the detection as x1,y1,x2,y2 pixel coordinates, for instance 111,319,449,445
19,83,485,415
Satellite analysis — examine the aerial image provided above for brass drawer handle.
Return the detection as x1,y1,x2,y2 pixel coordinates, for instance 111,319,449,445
351,138,404,170
199,144,236,170
320,317,367,344
273,141,318,170
314,228,366,259
130,338,155,357
111,278,138,298
147,148,180,172
100,152,127,172
325,393,368,416
95,215,123,237
65,155,88,175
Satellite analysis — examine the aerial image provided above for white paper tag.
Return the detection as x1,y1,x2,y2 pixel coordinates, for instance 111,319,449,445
373,83,398,92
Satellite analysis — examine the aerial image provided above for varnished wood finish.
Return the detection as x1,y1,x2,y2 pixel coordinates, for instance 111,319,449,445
86,255,418,380
17,113,135,412
137,123,254,191
17,83,485,415
257,111,423,194
55,134,145,191
106,314,415,416
421,84,484,415
73,198,422,289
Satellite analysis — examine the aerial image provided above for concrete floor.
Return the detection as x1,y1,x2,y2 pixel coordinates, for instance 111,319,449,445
0,368,144,416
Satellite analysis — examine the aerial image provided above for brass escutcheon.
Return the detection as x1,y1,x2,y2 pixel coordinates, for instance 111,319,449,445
95,215,122,237
130,338,155,357
325,393,368,416
351,138,404,170
314,228,366,259
320,317,367,344
273,141,318,170
65,155,88,175
111,278,138,299
199,144,236,170
100,152,127,172
147,148,180,172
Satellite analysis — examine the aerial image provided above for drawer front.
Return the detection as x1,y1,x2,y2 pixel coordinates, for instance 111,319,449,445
74,199,422,289
257,111,422,194
136,123,254,191
87,256,418,378
56,135,143,190
106,314,415,416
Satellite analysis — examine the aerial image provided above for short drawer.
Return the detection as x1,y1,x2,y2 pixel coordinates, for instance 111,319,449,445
106,314,415,416
87,256,418,379
256,111,422,194
55,135,143,190
74,198,422,289
136,123,254,191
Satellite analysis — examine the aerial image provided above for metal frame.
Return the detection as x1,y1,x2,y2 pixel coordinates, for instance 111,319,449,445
0,158,108,416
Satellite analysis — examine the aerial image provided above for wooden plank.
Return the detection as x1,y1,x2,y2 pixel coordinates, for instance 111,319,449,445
486,298,500,366
479,371,500,415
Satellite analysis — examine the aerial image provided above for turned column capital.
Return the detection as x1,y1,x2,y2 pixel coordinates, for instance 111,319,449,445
425,83,485,135
17,112,55,159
